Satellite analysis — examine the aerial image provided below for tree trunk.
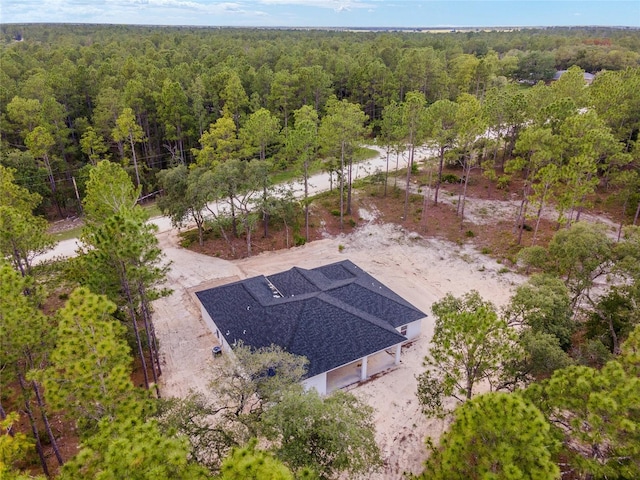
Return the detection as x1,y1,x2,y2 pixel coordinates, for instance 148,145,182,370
143,115,153,165
459,156,472,228
617,196,628,242
590,300,621,356
43,153,64,218
245,218,252,257
19,375,50,478
575,194,588,223
515,171,531,244
404,140,415,221
178,126,185,165
609,315,621,356
139,296,160,398
197,219,204,246
0,401,13,436
121,270,149,390
384,148,390,197
206,206,235,256
532,188,548,246
32,380,64,466
284,221,290,248
506,126,519,162
129,133,142,190
517,197,529,245
421,170,432,232
11,240,27,277
262,185,269,238
465,375,474,400
434,146,445,205
192,208,205,247
492,126,502,165
228,192,238,238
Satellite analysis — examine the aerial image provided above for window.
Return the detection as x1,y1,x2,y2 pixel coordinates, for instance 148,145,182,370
400,325,408,336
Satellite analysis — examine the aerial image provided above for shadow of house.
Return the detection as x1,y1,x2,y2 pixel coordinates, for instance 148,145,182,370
196,260,426,395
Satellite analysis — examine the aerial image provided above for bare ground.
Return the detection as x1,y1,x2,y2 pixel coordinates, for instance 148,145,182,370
154,206,525,478
153,164,627,477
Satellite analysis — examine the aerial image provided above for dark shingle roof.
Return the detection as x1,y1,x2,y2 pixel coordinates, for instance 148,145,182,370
195,260,426,377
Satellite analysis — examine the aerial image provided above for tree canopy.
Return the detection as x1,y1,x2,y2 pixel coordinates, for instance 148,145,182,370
417,290,521,417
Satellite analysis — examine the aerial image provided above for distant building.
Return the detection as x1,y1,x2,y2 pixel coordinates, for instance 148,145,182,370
552,70,596,84
196,260,426,395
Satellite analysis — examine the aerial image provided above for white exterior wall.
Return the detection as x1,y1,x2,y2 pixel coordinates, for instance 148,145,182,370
398,318,422,341
200,305,232,352
302,372,327,396
199,302,423,395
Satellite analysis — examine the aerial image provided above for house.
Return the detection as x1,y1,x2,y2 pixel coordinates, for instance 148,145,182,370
552,70,596,84
195,260,426,395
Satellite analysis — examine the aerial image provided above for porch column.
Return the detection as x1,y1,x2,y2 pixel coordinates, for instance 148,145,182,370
360,356,368,381
395,344,401,365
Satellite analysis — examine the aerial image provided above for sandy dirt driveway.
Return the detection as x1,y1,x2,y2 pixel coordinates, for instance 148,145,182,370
154,215,524,478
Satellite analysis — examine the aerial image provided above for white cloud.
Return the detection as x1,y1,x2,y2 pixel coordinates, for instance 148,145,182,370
257,0,372,10
105,0,245,13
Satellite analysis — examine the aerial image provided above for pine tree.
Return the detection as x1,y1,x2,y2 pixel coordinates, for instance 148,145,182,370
417,291,521,417
0,165,54,277
417,392,560,480
59,416,209,480
78,161,169,392
0,262,63,474
39,287,147,434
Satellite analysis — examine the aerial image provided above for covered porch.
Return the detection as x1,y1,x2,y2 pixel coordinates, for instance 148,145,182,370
326,343,402,393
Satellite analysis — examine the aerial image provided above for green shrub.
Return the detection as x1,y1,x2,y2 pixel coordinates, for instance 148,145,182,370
497,175,510,190
465,230,475,238
441,173,459,184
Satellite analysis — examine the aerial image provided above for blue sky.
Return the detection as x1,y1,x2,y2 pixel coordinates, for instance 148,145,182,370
2,1,639,28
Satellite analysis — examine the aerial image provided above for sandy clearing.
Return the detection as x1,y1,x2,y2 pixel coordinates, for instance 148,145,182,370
31,142,620,477
154,212,525,478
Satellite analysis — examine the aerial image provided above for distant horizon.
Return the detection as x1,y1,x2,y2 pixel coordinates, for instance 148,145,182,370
4,23,639,30
3,1,639,29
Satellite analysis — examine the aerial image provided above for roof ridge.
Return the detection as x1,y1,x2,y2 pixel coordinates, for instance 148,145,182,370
316,292,405,338
293,265,340,291
354,276,423,314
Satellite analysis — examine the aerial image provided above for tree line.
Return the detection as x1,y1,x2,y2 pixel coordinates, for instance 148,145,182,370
158,64,639,257
1,25,639,219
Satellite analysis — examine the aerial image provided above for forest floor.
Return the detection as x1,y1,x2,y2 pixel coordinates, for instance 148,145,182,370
153,164,622,478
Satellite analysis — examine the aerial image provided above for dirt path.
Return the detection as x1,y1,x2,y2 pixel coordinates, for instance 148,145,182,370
154,212,525,477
